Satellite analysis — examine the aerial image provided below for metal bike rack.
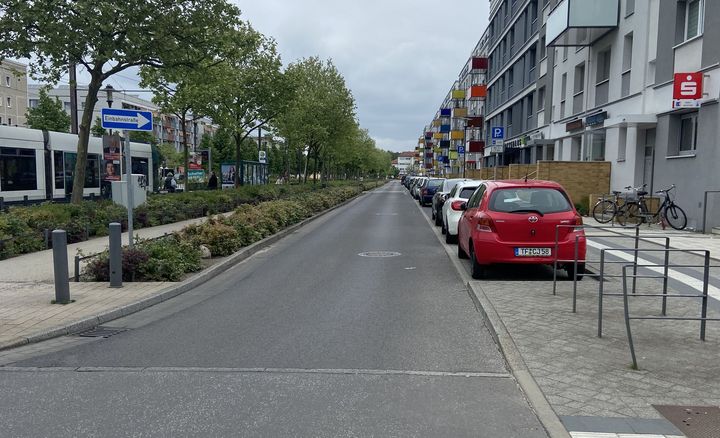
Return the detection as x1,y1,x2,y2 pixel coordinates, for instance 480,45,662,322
621,262,720,369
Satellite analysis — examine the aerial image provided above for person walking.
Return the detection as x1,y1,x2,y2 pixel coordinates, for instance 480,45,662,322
164,172,177,193
208,172,218,190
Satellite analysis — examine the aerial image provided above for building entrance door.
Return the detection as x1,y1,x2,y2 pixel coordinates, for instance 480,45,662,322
642,128,656,191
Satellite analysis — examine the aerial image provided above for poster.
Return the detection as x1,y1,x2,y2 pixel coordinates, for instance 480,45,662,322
102,134,122,181
221,163,236,188
189,152,203,170
187,169,205,182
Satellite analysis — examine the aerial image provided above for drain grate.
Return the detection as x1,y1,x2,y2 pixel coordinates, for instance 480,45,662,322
358,251,401,258
653,405,720,438
78,326,128,338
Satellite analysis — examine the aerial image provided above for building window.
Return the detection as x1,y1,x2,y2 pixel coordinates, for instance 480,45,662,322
679,112,698,153
622,33,633,97
563,46,568,62
560,73,567,118
527,93,534,119
617,128,627,161
596,48,611,83
584,130,606,161
4,76,10,87
574,63,585,114
626,0,635,17
538,87,546,112
684,0,703,41
7,118,11,126
6,97,11,108
0,147,38,191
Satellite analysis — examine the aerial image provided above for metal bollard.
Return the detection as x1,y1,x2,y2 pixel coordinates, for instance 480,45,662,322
52,230,71,304
0,196,4,211
109,222,123,288
23,195,29,206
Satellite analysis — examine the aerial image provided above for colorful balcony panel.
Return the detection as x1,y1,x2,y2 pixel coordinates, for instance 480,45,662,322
469,85,487,99
432,120,442,127
440,140,451,148
433,132,445,139
451,90,466,100
471,57,488,71
450,130,464,140
453,107,468,118
468,140,485,153
466,117,483,127
440,108,452,117
440,124,451,133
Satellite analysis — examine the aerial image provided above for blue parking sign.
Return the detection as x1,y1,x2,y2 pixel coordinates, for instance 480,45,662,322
491,127,505,139
457,146,465,154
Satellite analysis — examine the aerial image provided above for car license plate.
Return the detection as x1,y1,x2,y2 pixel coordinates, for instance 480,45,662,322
514,248,551,257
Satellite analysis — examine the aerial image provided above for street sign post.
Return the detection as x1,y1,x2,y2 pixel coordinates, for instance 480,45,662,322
101,108,154,248
457,146,465,154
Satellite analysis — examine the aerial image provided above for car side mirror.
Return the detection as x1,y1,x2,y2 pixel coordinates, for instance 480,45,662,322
460,202,467,211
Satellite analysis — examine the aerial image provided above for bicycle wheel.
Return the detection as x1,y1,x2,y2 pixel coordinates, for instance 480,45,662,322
617,203,641,227
592,200,617,223
663,204,687,230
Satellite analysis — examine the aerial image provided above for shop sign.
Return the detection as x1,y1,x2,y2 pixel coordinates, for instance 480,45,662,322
585,111,608,127
566,119,584,132
672,72,704,108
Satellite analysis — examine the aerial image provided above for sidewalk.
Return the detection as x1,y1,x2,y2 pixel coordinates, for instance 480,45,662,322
0,213,229,350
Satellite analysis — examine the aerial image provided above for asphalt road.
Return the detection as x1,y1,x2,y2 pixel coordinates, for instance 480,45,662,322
1,181,548,437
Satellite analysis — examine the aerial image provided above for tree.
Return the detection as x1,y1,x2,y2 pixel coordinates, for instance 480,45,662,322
0,0,243,203
276,57,356,184
203,27,291,187
25,88,70,132
90,117,106,137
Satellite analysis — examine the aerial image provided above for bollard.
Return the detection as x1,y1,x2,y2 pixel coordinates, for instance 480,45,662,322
109,222,123,288
23,195,29,206
0,196,4,211
52,230,71,304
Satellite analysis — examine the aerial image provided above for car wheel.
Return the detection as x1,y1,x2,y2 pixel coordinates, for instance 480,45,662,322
441,221,447,235
431,209,435,220
457,239,468,258
445,230,456,244
469,243,486,279
564,263,585,281
434,209,442,226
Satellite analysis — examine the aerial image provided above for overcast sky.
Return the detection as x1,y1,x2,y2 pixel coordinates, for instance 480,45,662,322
236,0,489,153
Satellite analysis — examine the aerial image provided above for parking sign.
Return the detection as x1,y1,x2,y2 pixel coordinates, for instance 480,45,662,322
457,146,465,154
491,127,505,140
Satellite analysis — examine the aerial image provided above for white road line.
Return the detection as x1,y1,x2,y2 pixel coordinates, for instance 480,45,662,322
569,432,684,438
586,239,720,301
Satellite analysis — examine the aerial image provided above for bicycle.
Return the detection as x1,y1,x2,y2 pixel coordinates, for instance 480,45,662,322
591,185,644,224
616,184,687,230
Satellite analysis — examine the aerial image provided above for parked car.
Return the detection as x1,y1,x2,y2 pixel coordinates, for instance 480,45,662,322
411,177,428,199
441,180,482,244
456,180,586,280
432,178,467,225
419,178,444,206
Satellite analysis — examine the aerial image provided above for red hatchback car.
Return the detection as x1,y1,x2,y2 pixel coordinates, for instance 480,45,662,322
457,180,586,279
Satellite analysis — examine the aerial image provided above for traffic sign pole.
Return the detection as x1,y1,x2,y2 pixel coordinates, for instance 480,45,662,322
125,131,134,248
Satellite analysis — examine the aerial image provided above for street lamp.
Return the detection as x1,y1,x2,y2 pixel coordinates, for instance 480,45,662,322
105,85,115,136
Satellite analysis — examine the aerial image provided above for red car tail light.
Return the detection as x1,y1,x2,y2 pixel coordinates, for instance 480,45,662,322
574,215,584,232
421,189,427,195
476,216,495,233
451,200,465,211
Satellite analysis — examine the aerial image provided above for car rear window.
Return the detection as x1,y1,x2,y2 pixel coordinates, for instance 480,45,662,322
427,179,443,188
488,188,572,214
442,179,462,192
459,186,479,199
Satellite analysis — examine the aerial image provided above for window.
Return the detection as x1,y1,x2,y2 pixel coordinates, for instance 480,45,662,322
563,46,568,62
6,97,11,108
622,33,633,97
538,87,545,112
685,0,703,40
459,186,479,199
4,76,10,87
626,0,635,16
489,188,572,214
618,128,627,161
679,112,698,153
62,152,101,190
54,151,64,189
7,118,11,126
574,63,585,93
0,147,38,191
584,131,606,161
596,48,611,84
527,93,534,119
467,185,486,208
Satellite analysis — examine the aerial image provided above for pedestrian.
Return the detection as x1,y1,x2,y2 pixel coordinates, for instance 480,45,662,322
164,172,177,193
208,171,218,190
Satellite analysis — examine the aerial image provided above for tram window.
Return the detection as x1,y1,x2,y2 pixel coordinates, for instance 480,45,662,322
63,152,101,189
54,151,64,189
0,147,37,191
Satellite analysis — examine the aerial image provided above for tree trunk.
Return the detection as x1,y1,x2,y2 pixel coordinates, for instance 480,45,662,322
70,74,103,204
234,133,242,188
312,153,318,186
181,110,189,192
303,148,309,184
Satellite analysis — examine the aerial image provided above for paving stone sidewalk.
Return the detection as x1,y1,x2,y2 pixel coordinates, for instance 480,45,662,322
476,276,720,420
0,281,171,350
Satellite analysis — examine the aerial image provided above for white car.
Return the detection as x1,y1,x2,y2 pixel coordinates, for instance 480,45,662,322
411,177,428,199
441,180,482,244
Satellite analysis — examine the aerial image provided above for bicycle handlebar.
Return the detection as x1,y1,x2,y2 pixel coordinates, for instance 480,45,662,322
655,184,676,194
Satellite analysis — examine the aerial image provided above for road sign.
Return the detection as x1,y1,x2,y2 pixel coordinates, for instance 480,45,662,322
457,146,465,154
258,150,267,164
101,108,153,131
491,127,505,140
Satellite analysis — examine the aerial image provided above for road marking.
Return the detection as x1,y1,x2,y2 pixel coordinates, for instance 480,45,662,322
404,267,416,270
569,433,683,438
586,239,720,301
0,366,511,378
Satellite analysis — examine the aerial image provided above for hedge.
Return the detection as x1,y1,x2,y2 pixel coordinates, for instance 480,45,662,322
0,180,375,260
84,185,364,282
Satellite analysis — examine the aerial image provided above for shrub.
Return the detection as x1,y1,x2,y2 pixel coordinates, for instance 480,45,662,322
181,219,242,257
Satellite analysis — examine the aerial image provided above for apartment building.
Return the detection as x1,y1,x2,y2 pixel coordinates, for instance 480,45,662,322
0,60,28,127
394,151,418,174
29,84,216,153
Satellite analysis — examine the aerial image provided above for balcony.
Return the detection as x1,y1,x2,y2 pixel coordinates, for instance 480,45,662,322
468,141,485,153
450,130,464,140
452,90,466,100
470,57,488,72
432,120,442,127
440,108,452,117
440,124,451,133
546,0,619,47
469,85,487,100
453,107,468,118
433,132,445,140
466,117,483,128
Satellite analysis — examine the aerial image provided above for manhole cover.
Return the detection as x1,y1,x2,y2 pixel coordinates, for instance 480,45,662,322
654,405,720,438
78,326,128,338
358,251,402,258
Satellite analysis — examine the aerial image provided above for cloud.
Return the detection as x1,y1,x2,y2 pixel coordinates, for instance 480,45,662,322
235,0,489,152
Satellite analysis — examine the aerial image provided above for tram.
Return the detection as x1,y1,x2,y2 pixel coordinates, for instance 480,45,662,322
0,125,153,203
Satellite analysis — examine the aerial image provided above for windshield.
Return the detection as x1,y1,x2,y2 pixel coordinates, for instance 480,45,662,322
488,188,572,214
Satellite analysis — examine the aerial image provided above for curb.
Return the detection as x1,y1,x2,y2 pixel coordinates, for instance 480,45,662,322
413,197,571,438
0,185,380,352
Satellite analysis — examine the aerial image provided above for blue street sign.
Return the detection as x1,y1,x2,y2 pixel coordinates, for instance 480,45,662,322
457,146,465,154
491,127,505,139
101,108,153,131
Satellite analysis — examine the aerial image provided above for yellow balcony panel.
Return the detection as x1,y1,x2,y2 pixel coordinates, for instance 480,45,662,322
451,90,466,99
450,130,464,140
453,107,468,118
449,151,459,160
432,120,442,127
433,132,445,139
